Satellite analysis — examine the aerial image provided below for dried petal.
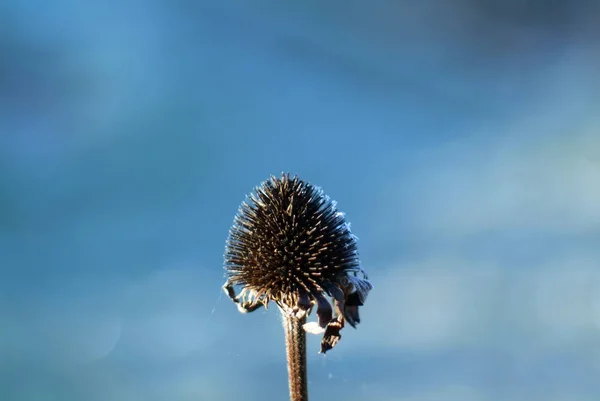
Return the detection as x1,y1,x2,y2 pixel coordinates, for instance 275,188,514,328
345,273,373,305
313,291,333,329
320,317,344,354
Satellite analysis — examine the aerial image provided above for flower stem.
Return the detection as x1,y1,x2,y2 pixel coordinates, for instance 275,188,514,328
283,313,308,401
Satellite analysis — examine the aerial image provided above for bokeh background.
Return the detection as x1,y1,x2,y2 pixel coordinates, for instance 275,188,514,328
2,1,600,400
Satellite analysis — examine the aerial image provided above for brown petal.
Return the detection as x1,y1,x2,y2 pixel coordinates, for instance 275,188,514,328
320,316,344,354
343,291,362,327
328,285,346,317
313,291,333,329
345,274,373,305
292,290,312,318
343,305,360,328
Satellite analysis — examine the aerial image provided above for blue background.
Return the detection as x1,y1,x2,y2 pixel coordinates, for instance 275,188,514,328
2,1,600,400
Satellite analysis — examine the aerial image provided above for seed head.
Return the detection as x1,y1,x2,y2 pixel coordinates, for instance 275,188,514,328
223,173,372,353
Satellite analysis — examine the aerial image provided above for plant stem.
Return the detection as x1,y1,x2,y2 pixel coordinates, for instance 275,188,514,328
283,313,308,401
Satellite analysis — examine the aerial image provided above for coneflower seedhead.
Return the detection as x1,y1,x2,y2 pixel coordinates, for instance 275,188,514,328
223,173,372,353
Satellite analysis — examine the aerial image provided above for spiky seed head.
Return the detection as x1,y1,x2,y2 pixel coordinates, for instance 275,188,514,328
224,173,372,353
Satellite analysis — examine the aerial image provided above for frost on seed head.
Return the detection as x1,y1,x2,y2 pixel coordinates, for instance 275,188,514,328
223,173,372,353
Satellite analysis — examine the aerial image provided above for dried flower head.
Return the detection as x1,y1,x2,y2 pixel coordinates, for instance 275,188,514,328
223,173,372,353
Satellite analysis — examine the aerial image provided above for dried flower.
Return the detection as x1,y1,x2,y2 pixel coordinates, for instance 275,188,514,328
223,173,372,353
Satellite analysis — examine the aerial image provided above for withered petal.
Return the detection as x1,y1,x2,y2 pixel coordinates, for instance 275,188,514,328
320,316,344,354
291,291,313,318
344,291,363,306
343,305,360,328
313,291,333,329
345,274,373,305
328,285,346,317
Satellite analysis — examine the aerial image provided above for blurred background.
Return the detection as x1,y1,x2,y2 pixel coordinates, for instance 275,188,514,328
1,1,600,400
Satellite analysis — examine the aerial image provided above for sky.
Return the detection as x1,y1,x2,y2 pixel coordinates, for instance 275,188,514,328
1,1,600,400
